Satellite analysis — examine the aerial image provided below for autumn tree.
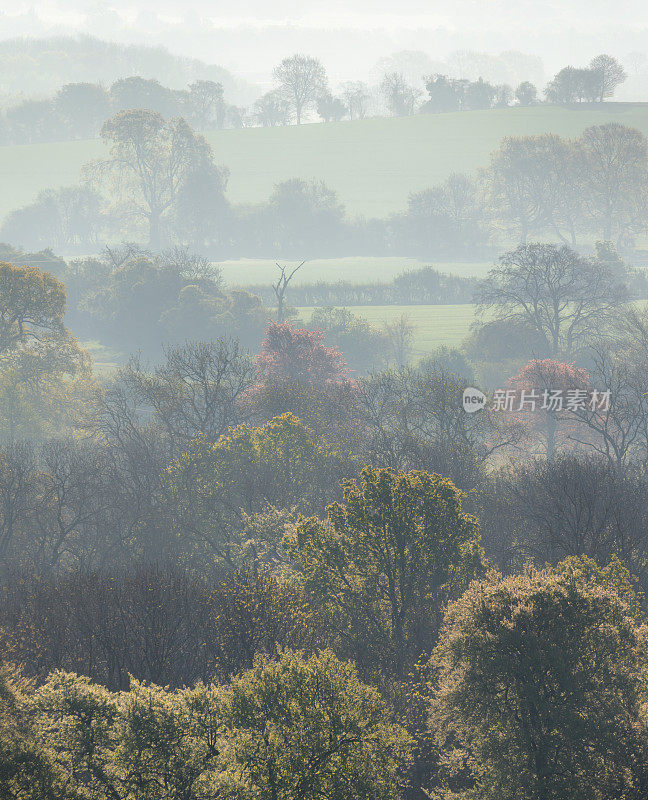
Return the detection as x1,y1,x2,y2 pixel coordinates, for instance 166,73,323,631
251,322,361,447
256,322,350,386
272,54,328,124
508,359,590,461
430,559,648,800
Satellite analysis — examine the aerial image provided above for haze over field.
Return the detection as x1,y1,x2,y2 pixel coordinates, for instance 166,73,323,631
4,103,648,221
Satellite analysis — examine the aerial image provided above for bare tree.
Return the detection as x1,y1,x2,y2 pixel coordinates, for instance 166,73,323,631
498,456,648,582
577,123,648,241
475,243,628,357
272,55,328,124
273,261,306,323
117,339,256,445
383,313,415,367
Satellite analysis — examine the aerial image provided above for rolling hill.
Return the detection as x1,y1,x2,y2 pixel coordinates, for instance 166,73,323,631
3,103,648,225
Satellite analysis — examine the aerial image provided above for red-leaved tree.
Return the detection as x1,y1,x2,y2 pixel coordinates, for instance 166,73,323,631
255,322,350,386
250,323,360,447
508,359,590,460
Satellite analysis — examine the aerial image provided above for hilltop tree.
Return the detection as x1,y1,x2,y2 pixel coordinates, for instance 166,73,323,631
185,79,226,129
340,81,370,120
589,54,627,101
253,90,291,127
422,75,462,113
380,72,420,116
545,66,599,103
515,81,538,105
316,93,346,123
273,54,328,124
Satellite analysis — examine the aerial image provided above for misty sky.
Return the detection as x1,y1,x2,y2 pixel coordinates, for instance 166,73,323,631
1,1,647,85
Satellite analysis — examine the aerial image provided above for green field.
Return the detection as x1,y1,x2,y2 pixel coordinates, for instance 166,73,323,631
3,104,648,224
299,304,478,358
219,257,491,285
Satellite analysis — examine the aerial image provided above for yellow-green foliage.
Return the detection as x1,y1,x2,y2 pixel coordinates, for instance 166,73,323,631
31,649,411,800
288,466,484,679
0,665,73,799
165,413,358,565
430,559,648,800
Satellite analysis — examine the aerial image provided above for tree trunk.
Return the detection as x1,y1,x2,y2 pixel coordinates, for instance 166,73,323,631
149,212,162,250
546,412,556,462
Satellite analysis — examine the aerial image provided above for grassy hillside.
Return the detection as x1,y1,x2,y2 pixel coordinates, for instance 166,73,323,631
3,104,648,224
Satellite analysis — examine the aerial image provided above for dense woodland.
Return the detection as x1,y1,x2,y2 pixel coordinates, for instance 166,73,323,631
3,29,648,800
2,233,648,798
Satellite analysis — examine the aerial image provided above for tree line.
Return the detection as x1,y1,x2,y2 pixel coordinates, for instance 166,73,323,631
3,244,648,796
4,113,648,260
0,51,628,148
0,76,243,146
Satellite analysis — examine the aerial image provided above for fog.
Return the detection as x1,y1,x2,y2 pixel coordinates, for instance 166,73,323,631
4,4,648,798
3,0,648,84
